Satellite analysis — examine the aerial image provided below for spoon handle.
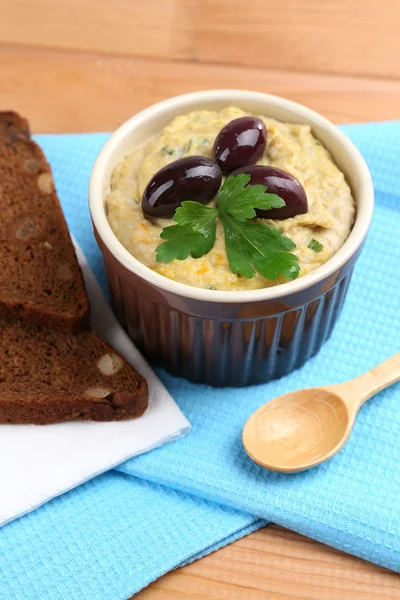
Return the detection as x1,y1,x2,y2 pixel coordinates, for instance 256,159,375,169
342,353,400,409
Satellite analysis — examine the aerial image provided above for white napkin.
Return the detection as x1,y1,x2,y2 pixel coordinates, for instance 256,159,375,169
0,245,191,527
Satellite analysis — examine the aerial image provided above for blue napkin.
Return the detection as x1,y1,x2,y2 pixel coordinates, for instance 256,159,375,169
1,123,399,599
0,473,260,599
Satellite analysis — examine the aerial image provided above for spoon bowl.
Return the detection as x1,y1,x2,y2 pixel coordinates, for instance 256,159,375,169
243,389,352,472
243,353,400,473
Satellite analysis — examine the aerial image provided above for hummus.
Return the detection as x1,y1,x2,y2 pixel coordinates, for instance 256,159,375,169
105,106,355,291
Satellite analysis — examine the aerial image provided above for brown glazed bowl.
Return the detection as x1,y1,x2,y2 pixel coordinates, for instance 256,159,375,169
89,90,373,387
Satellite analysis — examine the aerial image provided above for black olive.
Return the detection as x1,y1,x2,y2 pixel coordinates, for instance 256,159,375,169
142,156,222,219
230,165,308,220
213,116,267,175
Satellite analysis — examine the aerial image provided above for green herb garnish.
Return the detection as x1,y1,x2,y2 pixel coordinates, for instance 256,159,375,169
218,173,285,221
162,146,175,155
308,238,324,253
187,140,192,152
156,174,299,282
220,212,298,280
156,202,217,263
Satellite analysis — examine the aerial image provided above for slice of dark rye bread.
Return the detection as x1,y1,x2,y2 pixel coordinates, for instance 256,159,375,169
0,111,90,332
0,317,148,424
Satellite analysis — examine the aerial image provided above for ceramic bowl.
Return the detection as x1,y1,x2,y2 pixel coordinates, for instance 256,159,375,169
89,90,373,386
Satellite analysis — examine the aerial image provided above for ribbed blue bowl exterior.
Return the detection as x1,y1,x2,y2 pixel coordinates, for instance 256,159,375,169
104,260,353,387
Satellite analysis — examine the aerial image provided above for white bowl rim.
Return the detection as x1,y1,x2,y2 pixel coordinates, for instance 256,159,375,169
89,89,374,304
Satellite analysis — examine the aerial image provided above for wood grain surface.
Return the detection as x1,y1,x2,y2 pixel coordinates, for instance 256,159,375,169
1,0,400,78
136,526,400,600
2,44,400,133
1,0,400,598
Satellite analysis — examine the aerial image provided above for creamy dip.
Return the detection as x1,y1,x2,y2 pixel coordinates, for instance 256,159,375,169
105,106,355,291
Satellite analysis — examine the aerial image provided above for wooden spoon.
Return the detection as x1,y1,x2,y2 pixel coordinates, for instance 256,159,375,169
243,353,400,473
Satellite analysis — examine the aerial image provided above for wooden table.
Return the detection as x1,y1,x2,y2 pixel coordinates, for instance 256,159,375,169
2,1,400,597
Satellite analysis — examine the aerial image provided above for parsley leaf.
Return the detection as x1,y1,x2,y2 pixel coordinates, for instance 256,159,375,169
155,173,300,283
218,173,285,221
220,212,299,281
308,238,324,252
156,201,218,263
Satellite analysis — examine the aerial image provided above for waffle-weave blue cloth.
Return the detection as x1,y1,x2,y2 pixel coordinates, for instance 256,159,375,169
1,122,399,600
